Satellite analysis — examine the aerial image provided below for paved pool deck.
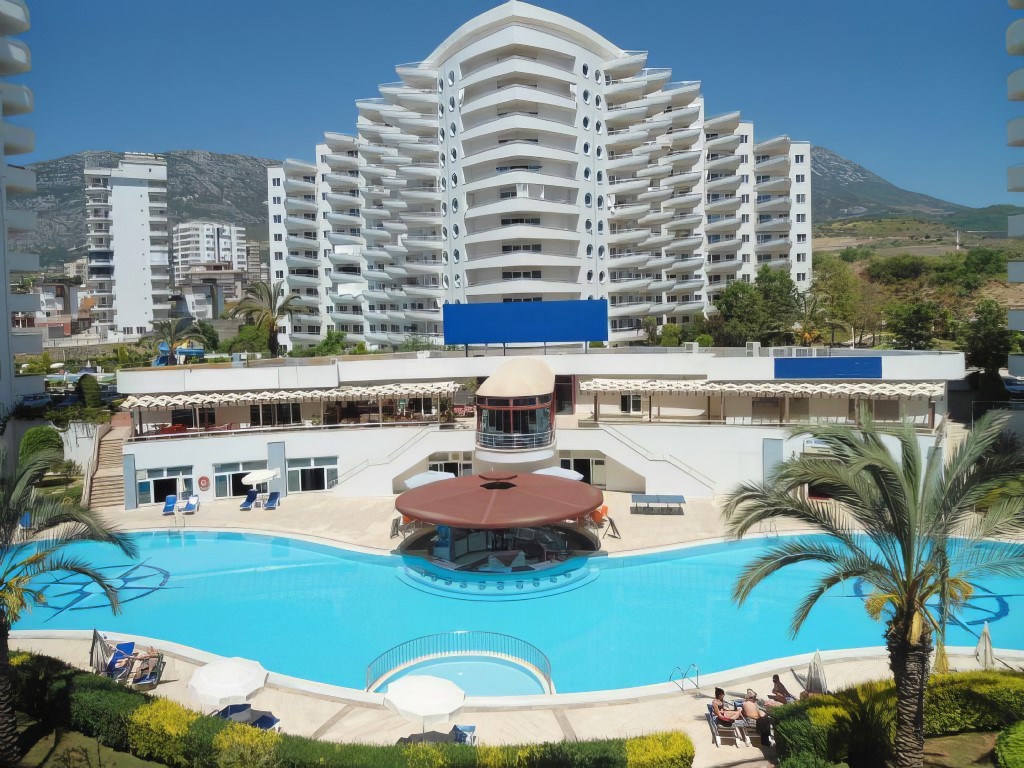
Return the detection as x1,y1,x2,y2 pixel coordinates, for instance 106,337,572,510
20,490,1016,767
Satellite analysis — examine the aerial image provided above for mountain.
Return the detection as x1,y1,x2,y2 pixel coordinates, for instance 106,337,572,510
10,150,279,267
10,146,1021,269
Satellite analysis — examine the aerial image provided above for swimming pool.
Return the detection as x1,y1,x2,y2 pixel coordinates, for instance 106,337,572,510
16,531,1024,695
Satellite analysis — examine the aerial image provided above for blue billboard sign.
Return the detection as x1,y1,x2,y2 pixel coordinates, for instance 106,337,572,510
443,300,609,345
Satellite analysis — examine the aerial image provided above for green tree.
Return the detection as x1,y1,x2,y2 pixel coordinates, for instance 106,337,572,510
56,458,81,489
228,281,304,357
723,412,1024,768
794,293,826,346
293,329,348,358
397,334,435,352
640,316,659,346
222,325,270,355
852,279,886,347
962,299,1012,374
755,266,799,342
714,281,767,346
886,301,938,350
194,320,220,352
0,444,136,764
866,254,928,285
18,426,64,467
76,374,101,408
810,253,858,329
147,318,206,365
659,323,682,347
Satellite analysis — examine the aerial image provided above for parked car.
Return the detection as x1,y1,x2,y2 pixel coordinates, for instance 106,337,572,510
1002,375,1024,398
16,394,52,409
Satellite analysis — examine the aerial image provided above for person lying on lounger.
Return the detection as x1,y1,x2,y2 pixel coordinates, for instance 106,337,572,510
768,674,797,706
742,691,775,745
711,687,741,725
113,647,160,679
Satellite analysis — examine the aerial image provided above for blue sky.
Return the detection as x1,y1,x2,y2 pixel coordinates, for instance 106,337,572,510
15,0,1018,208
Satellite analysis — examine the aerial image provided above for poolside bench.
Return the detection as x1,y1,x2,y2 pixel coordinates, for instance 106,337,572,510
630,494,686,515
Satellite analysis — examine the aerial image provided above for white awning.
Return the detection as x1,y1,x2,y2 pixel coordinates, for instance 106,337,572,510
122,381,463,411
579,378,944,401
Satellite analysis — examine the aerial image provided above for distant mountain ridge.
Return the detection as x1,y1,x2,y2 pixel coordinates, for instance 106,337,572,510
9,147,1019,268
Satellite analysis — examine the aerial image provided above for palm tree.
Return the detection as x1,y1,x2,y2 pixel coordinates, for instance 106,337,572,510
722,411,1024,768
147,317,206,366
0,444,136,764
229,281,304,357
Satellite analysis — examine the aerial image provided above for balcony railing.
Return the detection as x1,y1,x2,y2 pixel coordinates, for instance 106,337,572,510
476,430,553,450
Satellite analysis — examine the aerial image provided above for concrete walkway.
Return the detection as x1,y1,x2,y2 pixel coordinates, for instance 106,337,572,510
16,489,998,767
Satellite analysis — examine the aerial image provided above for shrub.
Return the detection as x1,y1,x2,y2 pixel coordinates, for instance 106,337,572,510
184,716,230,768
779,755,849,768
18,424,64,464
996,721,1024,768
213,721,281,768
694,333,714,347
276,736,405,768
128,698,199,766
69,687,146,751
625,731,695,767
78,373,101,408
475,743,542,768
925,671,1024,736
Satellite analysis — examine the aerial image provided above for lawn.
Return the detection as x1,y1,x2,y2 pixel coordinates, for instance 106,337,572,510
18,715,160,768
923,732,997,767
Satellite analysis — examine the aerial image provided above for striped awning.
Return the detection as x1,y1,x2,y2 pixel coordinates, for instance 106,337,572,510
122,381,463,410
579,378,944,401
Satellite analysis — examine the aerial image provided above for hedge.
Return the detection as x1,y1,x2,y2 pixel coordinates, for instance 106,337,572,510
774,671,1024,768
18,424,64,464
997,721,1024,768
8,651,695,768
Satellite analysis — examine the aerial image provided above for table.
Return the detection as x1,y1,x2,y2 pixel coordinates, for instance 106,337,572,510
630,494,686,515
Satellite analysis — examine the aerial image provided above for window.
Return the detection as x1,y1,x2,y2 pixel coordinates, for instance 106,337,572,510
741,214,749,223
287,456,339,493
797,273,806,281
274,251,283,260
796,213,806,222
797,252,807,263
273,234,282,241
275,270,284,278
796,174,806,183
500,217,540,226
273,215,282,224
796,194,806,203
272,178,281,187
795,154,805,163
499,186,517,199
620,394,642,414
502,270,542,280
272,196,281,204
797,234,807,243
741,194,750,203
740,135,748,143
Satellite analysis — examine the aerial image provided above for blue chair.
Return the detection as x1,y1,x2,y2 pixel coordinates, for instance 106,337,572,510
217,703,280,730
179,495,200,514
264,491,281,510
161,495,177,515
106,641,135,681
452,724,477,745
239,489,258,510
18,512,31,531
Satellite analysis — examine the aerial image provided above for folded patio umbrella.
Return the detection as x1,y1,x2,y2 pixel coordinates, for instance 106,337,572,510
384,675,465,732
533,466,584,481
188,657,269,708
976,622,995,671
405,470,456,489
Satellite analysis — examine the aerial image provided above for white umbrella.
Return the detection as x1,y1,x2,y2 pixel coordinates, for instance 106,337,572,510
805,650,828,695
533,466,584,481
188,657,269,708
240,468,280,486
384,675,465,732
976,622,995,670
405,470,455,489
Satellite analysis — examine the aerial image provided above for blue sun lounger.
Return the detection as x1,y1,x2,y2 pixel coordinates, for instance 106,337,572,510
264,491,281,510
239,489,258,510
179,495,200,514
106,641,135,682
161,495,177,515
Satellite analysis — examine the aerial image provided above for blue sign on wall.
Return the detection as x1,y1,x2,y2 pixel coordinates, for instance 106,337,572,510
443,300,609,345
774,356,883,380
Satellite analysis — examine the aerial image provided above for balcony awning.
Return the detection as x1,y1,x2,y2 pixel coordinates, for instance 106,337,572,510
122,381,463,410
579,378,944,401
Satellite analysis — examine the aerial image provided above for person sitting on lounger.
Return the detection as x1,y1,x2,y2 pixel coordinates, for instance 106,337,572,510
768,674,796,706
116,647,160,680
711,688,741,725
741,691,774,745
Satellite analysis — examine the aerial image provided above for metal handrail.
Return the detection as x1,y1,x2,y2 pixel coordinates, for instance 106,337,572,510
366,630,553,692
476,430,553,450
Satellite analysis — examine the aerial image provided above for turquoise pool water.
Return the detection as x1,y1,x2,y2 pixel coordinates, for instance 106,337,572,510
16,531,1024,694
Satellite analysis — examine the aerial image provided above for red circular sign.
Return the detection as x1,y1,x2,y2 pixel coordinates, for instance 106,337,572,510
197,476,210,491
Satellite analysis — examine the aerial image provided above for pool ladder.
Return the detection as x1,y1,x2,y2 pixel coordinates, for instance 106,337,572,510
669,663,699,692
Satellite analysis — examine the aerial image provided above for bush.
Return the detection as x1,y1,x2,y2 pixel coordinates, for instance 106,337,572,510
184,716,230,768
997,721,1024,768
69,687,146,751
276,736,405,768
625,731,695,767
694,333,714,347
128,698,199,766
779,755,849,768
78,374,102,408
18,424,64,464
925,671,1024,736
213,721,281,768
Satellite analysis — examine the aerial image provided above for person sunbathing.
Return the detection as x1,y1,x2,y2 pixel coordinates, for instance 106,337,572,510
711,687,741,725
768,673,797,705
741,691,775,746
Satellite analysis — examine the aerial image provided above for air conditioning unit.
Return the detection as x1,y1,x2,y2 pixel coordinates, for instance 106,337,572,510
682,341,699,353
794,347,813,357
745,341,761,357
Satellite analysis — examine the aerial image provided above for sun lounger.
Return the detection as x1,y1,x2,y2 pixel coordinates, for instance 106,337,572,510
706,703,749,748
239,489,258,511
218,703,281,730
161,495,177,515
105,641,136,682
452,724,477,745
128,652,165,691
264,491,281,510
179,495,199,514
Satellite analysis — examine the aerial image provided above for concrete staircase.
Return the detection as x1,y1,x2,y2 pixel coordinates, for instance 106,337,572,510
943,419,971,456
88,426,130,510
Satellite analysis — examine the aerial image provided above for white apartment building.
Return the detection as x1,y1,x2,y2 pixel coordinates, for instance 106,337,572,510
85,153,170,342
171,220,247,283
0,0,42,410
268,2,811,352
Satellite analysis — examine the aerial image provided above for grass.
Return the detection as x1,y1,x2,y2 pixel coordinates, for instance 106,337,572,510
17,716,160,768
923,732,997,767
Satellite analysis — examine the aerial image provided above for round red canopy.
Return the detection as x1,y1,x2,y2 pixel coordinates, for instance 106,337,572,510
396,472,604,529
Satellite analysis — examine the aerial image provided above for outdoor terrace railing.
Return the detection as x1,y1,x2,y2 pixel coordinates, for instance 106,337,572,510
366,630,553,693
476,430,553,450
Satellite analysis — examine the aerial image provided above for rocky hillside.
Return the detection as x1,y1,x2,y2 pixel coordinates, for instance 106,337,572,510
10,146,1020,268
11,150,278,266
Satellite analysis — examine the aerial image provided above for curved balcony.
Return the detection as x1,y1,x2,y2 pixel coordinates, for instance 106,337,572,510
285,215,318,233
659,128,701,151
381,197,408,210
636,186,674,204
636,164,672,181
659,150,702,171
327,192,362,208
284,178,315,195
663,192,702,211
705,175,743,193
609,302,652,318
754,135,791,155
465,277,579,297
463,222,579,245
606,78,648,102
325,153,359,172
464,197,577,220
327,232,366,247
759,257,793,269
642,231,673,249
705,110,742,134
0,82,30,118
755,155,790,175
286,235,320,251
284,198,317,215
756,195,791,212
756,217,791,232
0,36,29,75
402,187,441,202
640,115,671,133
476,430,554,451
605,104,649,129
608,202,649,221
756,176,791,193
704,257,742,275
395,62,437,89
465,251,579,270
330,270,364,285
365,246,394,262
671,254,705,270
383,242,408,257
754,236,791,251
324,132,357,152
664,171,702,188
401,163,442,179
461,85,575,117
327,212,362,229
673,278,704,293
705,134,743,153
403,234,443,250
667,105,701,127
602,51,648,78
704,196,740,214
670,301,704,314
706,237,741,253
606,153,648,173
395,90,438,114
460,55,574,90
644,253,675,269
706,154,742,173
401,210,441,224
286,273,321,288
647,277,676,292
608,276,653,293
460,112,577,143
638,210,672,227
607,228,648,246
606,127,649,152
380,154,414,167
665,213,702,232
405,259,443,275
607,176,649,195
665,81,700,107
329,309,363,325
285,254,320,269
462,141,578,169
362,227,391,243
403,284,444,299
384,176,411,190
405,308,442,323
706,216,741,234
607,251,651,269
383,220,408,235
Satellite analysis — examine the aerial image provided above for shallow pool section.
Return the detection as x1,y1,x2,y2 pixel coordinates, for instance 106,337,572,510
379,658,547,696
18,531,1024,695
